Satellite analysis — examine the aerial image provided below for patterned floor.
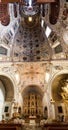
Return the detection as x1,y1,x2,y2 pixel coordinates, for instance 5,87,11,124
23,125,42,130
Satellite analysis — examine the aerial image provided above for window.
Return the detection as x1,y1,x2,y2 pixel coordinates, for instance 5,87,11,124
4,106,9,112
0,46,7,55
58,106,63,113
54,44,63,53
45,26,51,38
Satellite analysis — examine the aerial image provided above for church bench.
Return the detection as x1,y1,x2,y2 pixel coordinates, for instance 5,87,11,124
47,126,68,130
43,123,68,130
0,123,22,130
0,127,18,130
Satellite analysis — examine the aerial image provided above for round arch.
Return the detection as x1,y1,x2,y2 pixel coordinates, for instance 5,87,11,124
21,84,44,121
50,70,68,102
0,71,17,101
0,73,16,121
0,75,14,101
0,80,5,120
22,84,44,97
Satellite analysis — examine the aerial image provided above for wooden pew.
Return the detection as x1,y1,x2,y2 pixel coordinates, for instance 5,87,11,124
43,123,68,130
0,123,22,130
47,126,68,130
0,127,18,130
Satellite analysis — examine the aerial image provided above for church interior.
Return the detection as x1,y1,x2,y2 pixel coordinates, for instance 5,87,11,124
0,0,68,129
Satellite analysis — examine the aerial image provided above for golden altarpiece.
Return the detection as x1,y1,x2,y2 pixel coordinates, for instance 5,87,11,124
23,93,43,122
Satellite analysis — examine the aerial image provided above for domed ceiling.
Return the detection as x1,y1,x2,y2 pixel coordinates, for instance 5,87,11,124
0,0,68,62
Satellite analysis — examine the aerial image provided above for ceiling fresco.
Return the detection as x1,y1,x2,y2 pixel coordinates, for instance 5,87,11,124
0,0,67,62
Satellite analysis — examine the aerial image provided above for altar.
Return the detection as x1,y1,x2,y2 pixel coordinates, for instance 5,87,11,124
29,116,36,125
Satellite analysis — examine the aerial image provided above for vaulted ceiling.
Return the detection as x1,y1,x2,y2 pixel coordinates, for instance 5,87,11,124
0,0,68,100
0,0,68,62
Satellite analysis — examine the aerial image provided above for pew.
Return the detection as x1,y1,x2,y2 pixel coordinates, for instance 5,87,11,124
43,123,68,130
47,126,68,130
0,123,22,130
0,127,18,130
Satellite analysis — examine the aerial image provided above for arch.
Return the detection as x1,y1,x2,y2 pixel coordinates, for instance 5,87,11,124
0,73,16,120
0,75,14,101
0,80,5,120
21,84,44,122
22,84,44,97
51,70,68,102
0,71,17,101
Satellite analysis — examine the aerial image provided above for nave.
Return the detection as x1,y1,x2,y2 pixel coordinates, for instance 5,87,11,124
0,0,68,129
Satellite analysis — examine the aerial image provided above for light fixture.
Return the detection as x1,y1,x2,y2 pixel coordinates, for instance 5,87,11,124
28,17,32,22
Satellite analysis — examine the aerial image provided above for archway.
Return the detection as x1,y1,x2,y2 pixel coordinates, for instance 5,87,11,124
52,74,68,102
0,80,5,121
0,75,14,120
22,85,44,123
51,73,68,121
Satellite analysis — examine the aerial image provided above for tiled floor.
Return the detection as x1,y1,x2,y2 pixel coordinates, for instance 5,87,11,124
23,125,42,130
